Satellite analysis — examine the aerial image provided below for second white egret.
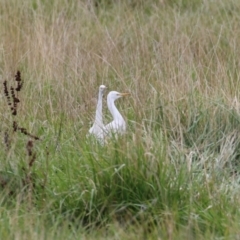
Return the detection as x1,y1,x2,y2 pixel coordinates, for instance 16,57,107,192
89,85,107,139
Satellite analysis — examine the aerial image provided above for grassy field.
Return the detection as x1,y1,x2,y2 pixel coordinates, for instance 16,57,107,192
1,0,240,239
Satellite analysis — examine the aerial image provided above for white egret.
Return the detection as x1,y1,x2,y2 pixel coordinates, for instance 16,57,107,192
88,85,107,139
103,91,130,137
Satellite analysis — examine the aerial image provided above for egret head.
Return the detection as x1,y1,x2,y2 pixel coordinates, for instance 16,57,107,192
107,91,130,102
99,85,107,93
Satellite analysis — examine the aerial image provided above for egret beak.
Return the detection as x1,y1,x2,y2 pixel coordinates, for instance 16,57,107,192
119,92,130,97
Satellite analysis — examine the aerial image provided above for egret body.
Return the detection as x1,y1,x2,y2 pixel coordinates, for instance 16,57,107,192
89,85,107,139
103,91,130,137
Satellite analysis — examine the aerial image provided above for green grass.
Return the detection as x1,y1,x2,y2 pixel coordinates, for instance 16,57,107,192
1,0,240,238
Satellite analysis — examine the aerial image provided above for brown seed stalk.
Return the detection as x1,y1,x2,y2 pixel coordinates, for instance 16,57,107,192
3,80,11,106
15,70,23,92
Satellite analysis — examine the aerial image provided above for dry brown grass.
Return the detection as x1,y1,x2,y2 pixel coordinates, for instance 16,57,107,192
1,1,240,127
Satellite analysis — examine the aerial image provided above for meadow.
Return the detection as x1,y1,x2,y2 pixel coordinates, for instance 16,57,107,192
1,0,240,239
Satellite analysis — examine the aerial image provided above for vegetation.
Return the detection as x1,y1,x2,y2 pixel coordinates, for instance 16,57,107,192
1,0,240,238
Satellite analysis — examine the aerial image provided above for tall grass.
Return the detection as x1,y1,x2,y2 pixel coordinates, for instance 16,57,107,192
1,0,240,238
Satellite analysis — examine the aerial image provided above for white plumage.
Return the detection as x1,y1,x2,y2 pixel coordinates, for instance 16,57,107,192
102,91,130,137
88,85,107,140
